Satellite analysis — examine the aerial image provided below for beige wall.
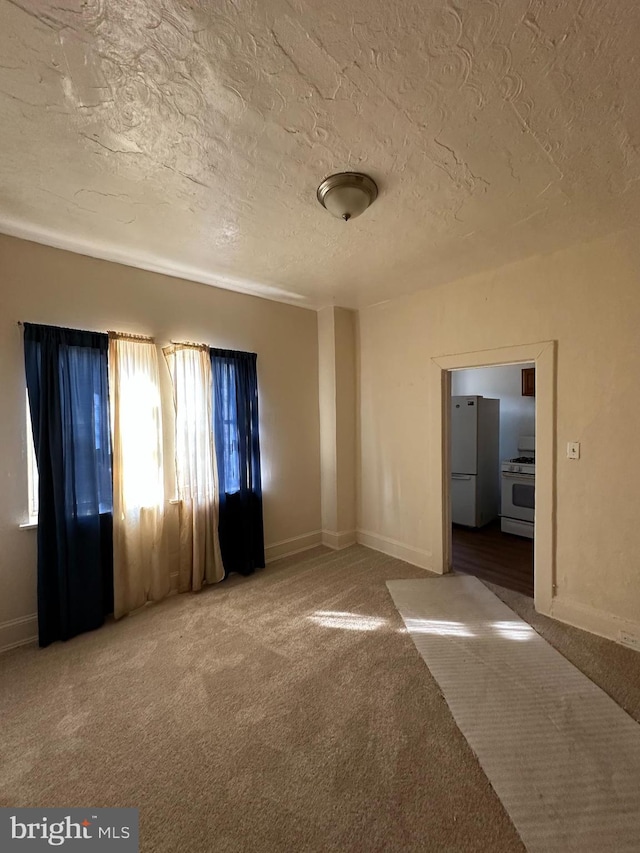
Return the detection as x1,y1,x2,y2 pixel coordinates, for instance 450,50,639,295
334,309,356,537
317,307,357,548
0,234,321,649
358,226,640,640
317,307,337,535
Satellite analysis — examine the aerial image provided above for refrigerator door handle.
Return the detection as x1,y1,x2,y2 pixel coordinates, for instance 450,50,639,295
451,474,472,480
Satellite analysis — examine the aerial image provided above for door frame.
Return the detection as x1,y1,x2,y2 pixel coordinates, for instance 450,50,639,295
427,341,556,616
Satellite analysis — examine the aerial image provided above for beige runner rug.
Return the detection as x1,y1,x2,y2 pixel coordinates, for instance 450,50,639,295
387,575,640,853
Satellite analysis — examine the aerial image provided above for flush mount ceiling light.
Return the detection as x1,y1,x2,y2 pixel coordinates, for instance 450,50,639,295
316,172,378,222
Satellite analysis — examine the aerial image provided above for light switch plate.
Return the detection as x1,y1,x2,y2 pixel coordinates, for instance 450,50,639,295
567,441,580,460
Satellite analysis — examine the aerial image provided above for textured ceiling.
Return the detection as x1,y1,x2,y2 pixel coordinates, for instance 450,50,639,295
1,0,639,308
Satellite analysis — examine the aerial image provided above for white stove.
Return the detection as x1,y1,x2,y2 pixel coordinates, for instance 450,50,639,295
501,439,535,539
501,456,535,476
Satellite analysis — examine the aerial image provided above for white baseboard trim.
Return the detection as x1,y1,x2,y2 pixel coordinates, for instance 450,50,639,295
549,596,640,649
356,529,433,570
0,613,38,653
265,530,323,563
321,530,356,550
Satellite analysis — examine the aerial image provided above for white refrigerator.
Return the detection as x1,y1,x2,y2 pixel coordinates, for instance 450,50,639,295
451,395,500,527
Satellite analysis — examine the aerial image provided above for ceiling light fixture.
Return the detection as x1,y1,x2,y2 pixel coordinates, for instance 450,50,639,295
316,172,378,222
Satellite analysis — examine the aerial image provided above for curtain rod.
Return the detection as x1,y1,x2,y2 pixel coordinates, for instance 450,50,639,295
169,339,209,348
17,323,153,345
107,330,154,342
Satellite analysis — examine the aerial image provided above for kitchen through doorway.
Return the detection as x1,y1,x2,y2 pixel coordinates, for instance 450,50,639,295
449,363,535,597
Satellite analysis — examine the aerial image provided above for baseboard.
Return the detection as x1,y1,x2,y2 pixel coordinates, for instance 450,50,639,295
356,529,433,570
321,530,356,550
0,613,38,653
265,530,323,563
549,596,640,649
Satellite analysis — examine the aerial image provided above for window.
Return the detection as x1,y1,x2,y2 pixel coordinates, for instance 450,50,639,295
25,386,112,521
219,364,241,494
23,326,113,526
113,369,164,509
26,390,38,524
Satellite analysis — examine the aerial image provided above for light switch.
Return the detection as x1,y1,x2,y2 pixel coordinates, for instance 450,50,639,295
567,441,580,460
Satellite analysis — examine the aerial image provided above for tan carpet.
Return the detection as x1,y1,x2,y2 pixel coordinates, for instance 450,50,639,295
1,545,638,852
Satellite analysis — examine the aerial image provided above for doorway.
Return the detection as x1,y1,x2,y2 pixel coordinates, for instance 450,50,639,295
427,342,556,618
449,363,535,596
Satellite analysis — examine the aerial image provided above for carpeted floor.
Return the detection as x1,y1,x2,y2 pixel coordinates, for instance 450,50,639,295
1,545,639,852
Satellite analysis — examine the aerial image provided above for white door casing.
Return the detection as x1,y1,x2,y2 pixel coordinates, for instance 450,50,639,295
428,341,556,617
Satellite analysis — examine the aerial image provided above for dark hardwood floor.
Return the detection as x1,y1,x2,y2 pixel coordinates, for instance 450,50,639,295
451,520,534,597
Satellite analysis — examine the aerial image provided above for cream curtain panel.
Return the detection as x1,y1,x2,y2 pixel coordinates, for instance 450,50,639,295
164,344,224,591
109,333,169,618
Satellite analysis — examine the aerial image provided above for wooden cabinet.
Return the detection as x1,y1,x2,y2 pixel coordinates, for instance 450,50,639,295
521,367,535,397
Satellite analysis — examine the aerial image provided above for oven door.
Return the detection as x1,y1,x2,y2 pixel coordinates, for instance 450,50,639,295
501,473,535,522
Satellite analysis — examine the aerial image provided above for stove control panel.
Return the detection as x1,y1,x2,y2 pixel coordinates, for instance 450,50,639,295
502,463,535,475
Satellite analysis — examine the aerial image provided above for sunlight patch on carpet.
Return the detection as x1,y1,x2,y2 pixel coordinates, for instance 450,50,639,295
308,610,387,631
